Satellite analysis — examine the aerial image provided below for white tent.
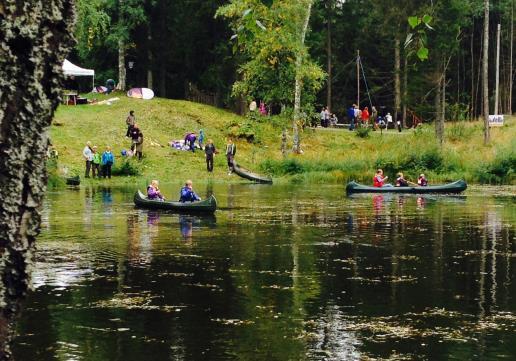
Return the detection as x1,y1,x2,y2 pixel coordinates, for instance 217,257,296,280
62,59,95,89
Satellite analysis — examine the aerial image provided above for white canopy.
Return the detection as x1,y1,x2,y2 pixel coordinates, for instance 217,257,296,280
62,59,95,76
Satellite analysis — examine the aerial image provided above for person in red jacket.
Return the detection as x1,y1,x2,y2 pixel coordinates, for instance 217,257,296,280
361,106,370,124
373,169,389,187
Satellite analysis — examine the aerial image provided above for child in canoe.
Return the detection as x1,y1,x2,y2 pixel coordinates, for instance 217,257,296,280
179,180,201,202
147,180,165,201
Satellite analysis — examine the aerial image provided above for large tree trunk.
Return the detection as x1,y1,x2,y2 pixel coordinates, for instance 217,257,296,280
482,0,490,144
118,0,126,90
293,1,313,154
326,0,332,111
435,76,444,145
509,2,514,115
147,25,153,90
118,39,126,90
394,35,401,124
0,1,75,358
402,51,408,127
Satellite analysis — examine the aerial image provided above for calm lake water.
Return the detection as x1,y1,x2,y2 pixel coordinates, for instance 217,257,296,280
12,184,516,361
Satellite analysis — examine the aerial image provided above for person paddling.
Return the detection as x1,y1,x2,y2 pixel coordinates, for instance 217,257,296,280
179,180,201,202
418,174,428,186
147,180,165,201
396,172,418,187
373,169,391,187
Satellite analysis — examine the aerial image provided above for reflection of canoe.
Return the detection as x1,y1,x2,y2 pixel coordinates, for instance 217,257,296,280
134,190,217,213
346,180,467,194
66,176,80,186
233,162,272,184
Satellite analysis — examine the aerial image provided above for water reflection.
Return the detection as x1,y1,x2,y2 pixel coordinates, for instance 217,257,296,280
12,185,516,361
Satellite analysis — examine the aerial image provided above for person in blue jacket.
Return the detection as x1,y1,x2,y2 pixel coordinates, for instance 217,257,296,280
347,104,356,130
179,180,201,202
101,146,115,179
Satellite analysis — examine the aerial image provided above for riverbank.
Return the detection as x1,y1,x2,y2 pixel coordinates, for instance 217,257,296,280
48,94,515,187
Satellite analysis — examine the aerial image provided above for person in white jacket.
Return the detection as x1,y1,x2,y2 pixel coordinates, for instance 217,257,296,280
82,141,93,178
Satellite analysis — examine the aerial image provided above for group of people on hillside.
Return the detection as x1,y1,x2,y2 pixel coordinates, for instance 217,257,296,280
147,179,201,203
82,141,115,178
346,104,401,132
373,169,428,188
125,110,144,160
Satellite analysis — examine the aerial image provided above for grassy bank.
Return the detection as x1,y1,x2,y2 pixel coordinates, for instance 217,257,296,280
48,93,515,187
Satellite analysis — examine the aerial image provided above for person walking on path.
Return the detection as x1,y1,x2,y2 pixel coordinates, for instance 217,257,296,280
83,141,93,178
198,129,205,150
92,146,101,178
225,138,236,175
204,139,216,172
101,146,114,179
126,110,136,137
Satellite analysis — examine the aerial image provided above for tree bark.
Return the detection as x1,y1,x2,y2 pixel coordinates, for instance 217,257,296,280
0,1,75,358
394,35,401,124
435,75,444,145
494,23,501,115
483,0,490,144
147,25,153,90
326,0,332,111
293,1,313,154
509,1,514,114
402,51,408,127
118,0,127,91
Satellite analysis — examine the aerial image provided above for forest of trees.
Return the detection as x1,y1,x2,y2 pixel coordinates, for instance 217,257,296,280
74,0,514,123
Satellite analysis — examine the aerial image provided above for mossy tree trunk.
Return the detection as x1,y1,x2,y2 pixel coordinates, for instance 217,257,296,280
0,1,75,358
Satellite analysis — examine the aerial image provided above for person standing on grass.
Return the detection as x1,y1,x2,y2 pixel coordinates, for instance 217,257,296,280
348,104,356,130
204,139,216,172
385,112,393,129
82,141,93,178
225,138,236,174
361,106,370,125
130,124,143,160
126,110,136,137
101,146,114,179
91,146,101,178
198,129,205,150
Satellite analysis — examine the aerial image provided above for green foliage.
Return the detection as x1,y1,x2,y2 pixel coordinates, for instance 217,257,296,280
447,121,475,142
475,148,516,184
216,0,325,108
112,160,141,176
355,126,371,138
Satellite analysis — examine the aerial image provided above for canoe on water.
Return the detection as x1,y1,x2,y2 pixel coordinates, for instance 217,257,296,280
346,180,467,194
232,162,273,184
134,190,217,213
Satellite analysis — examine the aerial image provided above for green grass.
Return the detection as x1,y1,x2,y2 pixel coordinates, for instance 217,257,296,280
49,93,516,187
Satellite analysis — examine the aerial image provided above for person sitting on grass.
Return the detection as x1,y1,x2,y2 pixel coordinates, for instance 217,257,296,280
418,173,428,186
179,180,201,202
373,169,391,187
147,180,165,201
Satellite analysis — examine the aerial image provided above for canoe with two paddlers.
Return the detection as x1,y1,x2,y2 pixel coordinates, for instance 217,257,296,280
133,190,217,213
346,180,467,194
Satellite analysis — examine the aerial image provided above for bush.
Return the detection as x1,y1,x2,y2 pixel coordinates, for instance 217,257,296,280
447,121,475,142
261,159,305,175
112,160,141,176
475,149,515,184
355,126,371,138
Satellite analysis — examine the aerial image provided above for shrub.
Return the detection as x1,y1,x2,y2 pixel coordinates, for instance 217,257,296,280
112,160,141,176
355,126,371,138
476,150,515,184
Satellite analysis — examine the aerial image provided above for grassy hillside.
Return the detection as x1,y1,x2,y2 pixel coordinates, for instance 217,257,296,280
49,93,515,186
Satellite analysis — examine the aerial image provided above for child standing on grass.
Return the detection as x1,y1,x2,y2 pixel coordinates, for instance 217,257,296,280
92,146,102,178
102,146,114,179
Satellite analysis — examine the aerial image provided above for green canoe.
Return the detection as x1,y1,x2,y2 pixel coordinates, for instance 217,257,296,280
134,190,217,213
232,162,273,184
346,180,467,194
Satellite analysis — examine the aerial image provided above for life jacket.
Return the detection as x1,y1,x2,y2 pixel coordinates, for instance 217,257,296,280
418,177,428,186
373,175,383,187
